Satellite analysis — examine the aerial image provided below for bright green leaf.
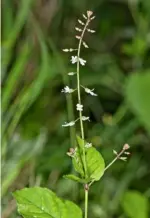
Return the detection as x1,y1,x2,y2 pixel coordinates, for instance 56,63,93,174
86,147,105,181
76,135,85,150
13,187,82,218
72,148,85,177
126,72,150,132
122,191,149,218
64,174,86,184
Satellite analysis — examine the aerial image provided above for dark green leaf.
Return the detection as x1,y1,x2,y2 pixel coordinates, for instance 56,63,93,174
63,174,86,184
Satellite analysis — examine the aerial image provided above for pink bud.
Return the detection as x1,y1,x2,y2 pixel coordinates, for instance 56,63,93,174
87,10,93,18
123,143,130,150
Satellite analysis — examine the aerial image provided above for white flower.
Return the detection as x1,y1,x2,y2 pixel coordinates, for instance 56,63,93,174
68,72,76,76
62,121,75,127
85,143,92,148
79,57,86,66
71,56,78,64
71,56,86,66
82,116,90,121
61,86,74,93
84,88,97,96
76,103,83,111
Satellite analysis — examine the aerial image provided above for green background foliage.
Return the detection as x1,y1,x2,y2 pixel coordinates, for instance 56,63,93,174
2,0,150,217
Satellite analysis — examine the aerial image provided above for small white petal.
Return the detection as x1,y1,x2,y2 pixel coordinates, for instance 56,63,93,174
82,116,90,121
83,14,87,19
85,143,92,148
83,41,89,48
87,29,95,33
84,88,97,96
61,86,74,93
71,56,78,64
63,48,77,52
113,150,118,155
90,16,95,20
76,103,83,111
120,157,127,161
62,121,75,127
79,58,86,66
76,35,81,40
78,19,85,25
124,152,130,155
75,27,82,32
63,49,69,52
68,72,76,76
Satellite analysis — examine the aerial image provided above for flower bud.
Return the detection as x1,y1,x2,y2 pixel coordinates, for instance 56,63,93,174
123,143,130,150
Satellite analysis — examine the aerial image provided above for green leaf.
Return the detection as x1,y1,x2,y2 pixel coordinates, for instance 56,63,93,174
64,174,86,184
122,191,149,218
73,136,105,182
125,71,150,132
13,187,82,218
86,147,105,181
72,148,85,177
76,135,84,150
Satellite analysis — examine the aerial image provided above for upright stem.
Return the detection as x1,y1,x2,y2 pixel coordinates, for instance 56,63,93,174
84,188,88,218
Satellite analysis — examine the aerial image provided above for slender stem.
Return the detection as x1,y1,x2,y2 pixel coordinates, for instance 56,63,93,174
84,189,88,218
76,18,90,218
76,18,89,175
104,149,125,172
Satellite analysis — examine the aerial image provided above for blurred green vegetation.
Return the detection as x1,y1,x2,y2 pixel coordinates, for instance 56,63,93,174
1,0,150,217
